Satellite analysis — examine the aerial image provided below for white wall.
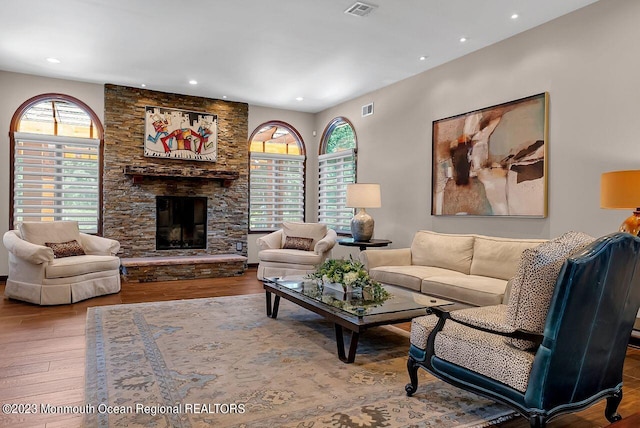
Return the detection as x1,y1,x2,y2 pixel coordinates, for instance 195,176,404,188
314,0,638,250
0,72,104,275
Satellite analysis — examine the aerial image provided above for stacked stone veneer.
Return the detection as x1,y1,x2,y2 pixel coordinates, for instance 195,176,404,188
103,84,248,278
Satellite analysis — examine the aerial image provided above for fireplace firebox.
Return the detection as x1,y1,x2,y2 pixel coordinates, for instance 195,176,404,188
156,196,207,250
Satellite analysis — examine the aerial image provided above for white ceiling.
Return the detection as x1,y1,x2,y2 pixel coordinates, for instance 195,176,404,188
0,0,599,113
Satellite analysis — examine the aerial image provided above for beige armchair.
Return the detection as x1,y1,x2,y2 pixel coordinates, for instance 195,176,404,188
3,221,121,305
256,222,337,280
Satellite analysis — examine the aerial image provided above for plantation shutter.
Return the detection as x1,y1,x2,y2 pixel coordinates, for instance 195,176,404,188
249,152,305,231
318,149,356,233
13,132,100,233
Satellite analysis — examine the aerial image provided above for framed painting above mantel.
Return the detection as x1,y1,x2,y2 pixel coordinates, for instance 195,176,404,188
431,92,548,217
144,106,218,162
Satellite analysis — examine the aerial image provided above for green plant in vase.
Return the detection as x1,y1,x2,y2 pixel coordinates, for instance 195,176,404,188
307,256,391,303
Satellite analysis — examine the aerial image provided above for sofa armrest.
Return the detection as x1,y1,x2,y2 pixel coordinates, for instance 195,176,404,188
314,229,337,255
3,230,54,264
79,233,120,256
360,248,411,270
257,230,283,251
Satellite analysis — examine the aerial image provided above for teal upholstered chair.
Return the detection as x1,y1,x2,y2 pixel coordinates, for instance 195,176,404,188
406,232,640,428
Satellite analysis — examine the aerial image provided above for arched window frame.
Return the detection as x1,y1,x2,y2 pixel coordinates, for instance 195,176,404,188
318,117,357,234
248,120,306,232
9,93,104,234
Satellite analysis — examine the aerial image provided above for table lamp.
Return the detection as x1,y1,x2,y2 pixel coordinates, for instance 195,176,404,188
601,170,640,235
346,183,381,242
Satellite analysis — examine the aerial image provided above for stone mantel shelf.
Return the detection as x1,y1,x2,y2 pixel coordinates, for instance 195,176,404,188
124,165,239,187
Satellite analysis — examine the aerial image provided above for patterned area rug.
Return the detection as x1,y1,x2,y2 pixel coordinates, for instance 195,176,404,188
85,294,515,427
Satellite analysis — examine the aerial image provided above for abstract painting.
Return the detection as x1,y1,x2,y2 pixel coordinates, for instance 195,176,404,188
144,106,217,162
432,93,548,217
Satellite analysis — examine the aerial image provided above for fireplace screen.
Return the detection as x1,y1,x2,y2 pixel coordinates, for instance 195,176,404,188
156,196,207,250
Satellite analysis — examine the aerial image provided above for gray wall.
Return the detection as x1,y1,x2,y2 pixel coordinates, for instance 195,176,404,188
314,0,638,251
1,0,638,272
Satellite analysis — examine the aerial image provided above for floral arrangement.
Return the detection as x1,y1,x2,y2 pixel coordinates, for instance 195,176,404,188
307,257,390,302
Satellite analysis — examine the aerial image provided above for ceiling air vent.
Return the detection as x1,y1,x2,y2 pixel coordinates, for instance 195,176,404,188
362,102,374,117
344,2,377,17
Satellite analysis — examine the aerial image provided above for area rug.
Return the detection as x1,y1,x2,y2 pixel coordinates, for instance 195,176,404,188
85,294,516,427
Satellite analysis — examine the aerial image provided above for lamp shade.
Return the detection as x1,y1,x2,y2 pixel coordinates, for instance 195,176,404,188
346,183,381,208
601,170,640,209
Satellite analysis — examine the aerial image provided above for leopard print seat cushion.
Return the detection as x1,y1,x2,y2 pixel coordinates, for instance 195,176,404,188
434,321,536,392
505,231,595,350
410,306,535,392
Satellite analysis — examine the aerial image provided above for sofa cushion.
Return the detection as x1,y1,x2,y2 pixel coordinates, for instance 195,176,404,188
370,266,467,292
410,231,475,274
434,320,536,392
470,235,546,280
505,231,595,350
19,221,81,247
45,240,86,258
45,255,120,279
282,222,327,248
257,248,323,265
421,275,508,306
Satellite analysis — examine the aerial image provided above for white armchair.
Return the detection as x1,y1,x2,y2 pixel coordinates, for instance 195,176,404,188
256,222,337,280
3,221,121,305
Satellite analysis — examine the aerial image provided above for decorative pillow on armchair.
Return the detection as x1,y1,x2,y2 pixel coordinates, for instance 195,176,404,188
505,231,595,350
45,240,86,258
282,236,314,251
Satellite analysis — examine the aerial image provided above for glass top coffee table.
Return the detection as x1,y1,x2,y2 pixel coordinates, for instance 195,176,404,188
262,276,459,363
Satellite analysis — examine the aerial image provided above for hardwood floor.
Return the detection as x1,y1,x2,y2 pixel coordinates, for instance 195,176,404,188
0,269,638,427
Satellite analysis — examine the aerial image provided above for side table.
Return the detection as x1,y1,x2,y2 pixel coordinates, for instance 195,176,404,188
338,238,392,251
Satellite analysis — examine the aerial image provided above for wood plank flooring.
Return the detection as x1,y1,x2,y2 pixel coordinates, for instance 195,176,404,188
0,269,638,427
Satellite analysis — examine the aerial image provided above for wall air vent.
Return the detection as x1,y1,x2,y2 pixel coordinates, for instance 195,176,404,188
344,2,377,17
362,102,374,117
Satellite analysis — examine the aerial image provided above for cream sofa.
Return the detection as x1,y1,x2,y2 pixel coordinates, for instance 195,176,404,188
3,221,121,305
360,230,545,306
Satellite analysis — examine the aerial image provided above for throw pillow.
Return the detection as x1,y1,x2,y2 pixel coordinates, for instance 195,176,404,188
505,231,595,350
45,240,86,258
282,236,314,251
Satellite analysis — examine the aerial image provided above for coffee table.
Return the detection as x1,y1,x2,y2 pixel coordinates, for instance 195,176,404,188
263,276,462,363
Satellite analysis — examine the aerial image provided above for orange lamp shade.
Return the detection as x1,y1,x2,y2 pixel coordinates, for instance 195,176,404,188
601,170,640,235
600,170,640,210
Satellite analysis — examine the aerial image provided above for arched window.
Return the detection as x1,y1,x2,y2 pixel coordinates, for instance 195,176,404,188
318,117,357,234
249,121,306,231
10,94,103,234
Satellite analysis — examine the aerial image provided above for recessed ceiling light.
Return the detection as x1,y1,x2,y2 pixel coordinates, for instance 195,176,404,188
141,84,146,87
419,56,428,61
46,57,60,64
459,37,467,43
295,97,304,101
189,80,198,85
511,13,519,20
222,95,228,99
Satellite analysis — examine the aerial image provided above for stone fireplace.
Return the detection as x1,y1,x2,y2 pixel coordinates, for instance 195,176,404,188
101,84,249,278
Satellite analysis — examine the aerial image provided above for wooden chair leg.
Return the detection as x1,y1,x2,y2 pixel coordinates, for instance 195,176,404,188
405,356,419,396
605,390,623,423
